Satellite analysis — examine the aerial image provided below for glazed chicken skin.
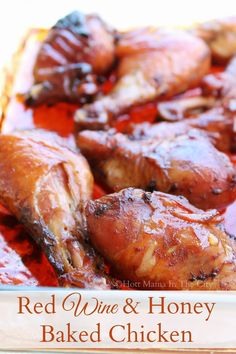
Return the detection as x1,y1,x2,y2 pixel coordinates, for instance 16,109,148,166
77,130,236,210
127,106,235,153
192,17,236,63
75,29,210,130
86,188,236,290
0,130,110,289
24,11,115,106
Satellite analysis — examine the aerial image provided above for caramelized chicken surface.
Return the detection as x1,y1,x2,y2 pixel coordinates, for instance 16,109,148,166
0,130,110,289
127,106,235,153
78,130,236,209
75,29,210,130
192,17,236,63
24,11,115,106
86,188,236,290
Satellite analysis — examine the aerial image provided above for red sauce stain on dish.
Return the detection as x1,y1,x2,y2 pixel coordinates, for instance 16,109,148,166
33,103,77,137
93,184,106,199
0,232,37,286
0,206,58,286
0,29,235,286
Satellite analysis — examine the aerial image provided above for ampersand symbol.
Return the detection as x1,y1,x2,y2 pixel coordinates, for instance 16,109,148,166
123,298,140,314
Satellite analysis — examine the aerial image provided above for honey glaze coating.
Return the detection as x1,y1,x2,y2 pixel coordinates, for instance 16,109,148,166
0,130,110,289
86,188,236,290
77,129,236,210
0,232,38,286
75,29,210,130
23,11,116,106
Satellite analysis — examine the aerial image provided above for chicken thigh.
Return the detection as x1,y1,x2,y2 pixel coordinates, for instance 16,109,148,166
24,11,116,106
75,29,210,130
86,188,236,290
77,130,236,209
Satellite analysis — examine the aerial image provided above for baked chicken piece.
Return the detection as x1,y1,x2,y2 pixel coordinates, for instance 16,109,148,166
24,11,116,106
75,29,210,130
157,21,236,122
192,17,236,63
0,130,110,289
77,130,236,210
86,188,236,290
127,106,235,153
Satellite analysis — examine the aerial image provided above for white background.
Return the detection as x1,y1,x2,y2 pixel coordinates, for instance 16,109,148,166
0,0,236,67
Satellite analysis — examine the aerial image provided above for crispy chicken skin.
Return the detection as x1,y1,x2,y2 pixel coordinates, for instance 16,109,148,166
86,188,236,290
75,29,210,130
0,130,110,289
24,11,115,106
127,106,235,153
192,17,236,63
77,130,236,210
